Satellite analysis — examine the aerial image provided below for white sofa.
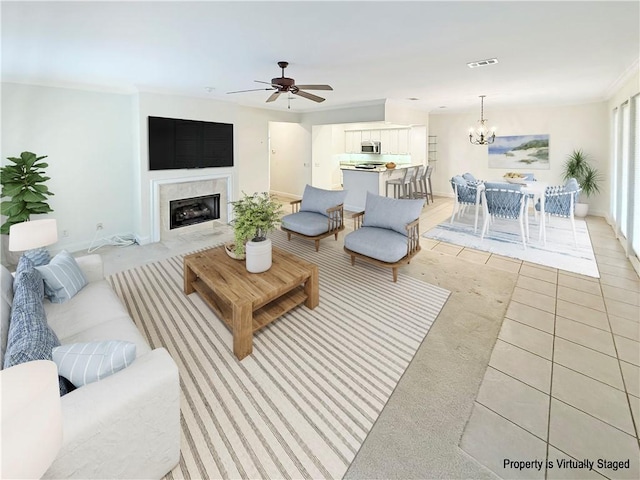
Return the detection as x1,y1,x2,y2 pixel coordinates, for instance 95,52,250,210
0,254,181,479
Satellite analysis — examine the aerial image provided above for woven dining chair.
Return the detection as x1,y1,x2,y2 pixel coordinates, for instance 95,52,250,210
535,178,581,247
481,183,529,249
450,175,483,232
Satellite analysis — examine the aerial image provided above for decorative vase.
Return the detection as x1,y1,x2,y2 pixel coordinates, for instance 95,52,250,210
574,202,589,218
245,238,272,273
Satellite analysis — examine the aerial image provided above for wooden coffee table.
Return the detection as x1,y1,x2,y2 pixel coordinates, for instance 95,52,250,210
183,245,319,360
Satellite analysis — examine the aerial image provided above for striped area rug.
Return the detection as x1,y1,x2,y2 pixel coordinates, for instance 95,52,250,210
107,231,450,480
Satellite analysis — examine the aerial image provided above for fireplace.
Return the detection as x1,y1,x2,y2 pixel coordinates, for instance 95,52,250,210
169,194,220,230
151,174,231,243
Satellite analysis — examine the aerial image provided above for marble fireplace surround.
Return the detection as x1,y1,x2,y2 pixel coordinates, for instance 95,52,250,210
151,174,232,243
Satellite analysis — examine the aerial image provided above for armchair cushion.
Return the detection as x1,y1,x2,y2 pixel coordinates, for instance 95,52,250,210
281,211,333,236
361,192,424,236
300,185,347,216
344,227,409,264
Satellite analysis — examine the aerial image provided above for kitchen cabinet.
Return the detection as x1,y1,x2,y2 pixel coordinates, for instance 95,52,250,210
345,130,362,153
344,127,411,154
397,128,410,154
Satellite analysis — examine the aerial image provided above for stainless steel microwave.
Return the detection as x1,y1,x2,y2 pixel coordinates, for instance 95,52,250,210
361,141,381,154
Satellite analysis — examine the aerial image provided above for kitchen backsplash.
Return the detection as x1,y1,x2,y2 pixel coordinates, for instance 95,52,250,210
335,153,412,165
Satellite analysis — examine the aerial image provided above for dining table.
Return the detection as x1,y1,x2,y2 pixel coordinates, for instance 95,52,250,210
473,180,548,245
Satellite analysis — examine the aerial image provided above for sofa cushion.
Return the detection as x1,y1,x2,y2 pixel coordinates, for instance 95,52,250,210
361,192,424,236
45,280,139,341
37,250,88,303
58,316,152,357
281,211,331,236
344,227,410,264
53,340,136,387
1,265,14,366
300,184,347,216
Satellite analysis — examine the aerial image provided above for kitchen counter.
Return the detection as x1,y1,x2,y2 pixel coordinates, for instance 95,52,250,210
341,164,419,211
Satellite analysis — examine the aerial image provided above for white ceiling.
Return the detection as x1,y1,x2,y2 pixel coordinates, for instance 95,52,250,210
2,1,638,114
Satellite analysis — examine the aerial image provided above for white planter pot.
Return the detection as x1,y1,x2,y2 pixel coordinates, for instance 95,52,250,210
245,238,272,273
574,202,589,218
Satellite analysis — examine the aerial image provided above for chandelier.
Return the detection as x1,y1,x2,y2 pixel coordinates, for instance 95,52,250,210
469,95,496,145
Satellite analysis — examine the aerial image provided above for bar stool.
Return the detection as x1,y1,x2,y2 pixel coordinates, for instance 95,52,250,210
423,165,434,203
410,166,424,198
385,168,412,198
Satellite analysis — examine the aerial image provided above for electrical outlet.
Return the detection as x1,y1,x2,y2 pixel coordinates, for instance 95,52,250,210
62,230,69,237
96,223,103,230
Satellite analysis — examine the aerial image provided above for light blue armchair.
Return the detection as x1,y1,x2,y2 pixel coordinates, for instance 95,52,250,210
344,192,424,282
281,185,348,251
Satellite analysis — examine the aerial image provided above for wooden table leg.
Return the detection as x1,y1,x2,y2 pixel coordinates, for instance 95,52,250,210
184,263,196,294
233,301,253,360
304,265,319,309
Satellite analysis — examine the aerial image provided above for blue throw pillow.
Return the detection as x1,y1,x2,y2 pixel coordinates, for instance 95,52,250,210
300,185,348,216
362,192,424,236
3,257,73,395
36,250,87,304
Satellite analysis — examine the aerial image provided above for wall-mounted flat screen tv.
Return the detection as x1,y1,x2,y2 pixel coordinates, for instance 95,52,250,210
148,116,234,170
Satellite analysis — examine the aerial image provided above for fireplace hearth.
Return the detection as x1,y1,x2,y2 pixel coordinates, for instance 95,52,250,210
170,194,220,230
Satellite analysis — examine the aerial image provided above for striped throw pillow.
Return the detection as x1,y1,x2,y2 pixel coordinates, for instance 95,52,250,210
52,340,136,387
36,250,87,303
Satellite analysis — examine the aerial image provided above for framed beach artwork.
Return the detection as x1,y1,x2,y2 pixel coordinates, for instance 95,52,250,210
488,134,550,169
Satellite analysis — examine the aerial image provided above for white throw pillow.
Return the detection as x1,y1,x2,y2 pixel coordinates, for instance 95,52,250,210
36,250,87,303
52,340,136,387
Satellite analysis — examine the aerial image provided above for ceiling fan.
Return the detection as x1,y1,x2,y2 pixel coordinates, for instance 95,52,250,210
227,61,333,105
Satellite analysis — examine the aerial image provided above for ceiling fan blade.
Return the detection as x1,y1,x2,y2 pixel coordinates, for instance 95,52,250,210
254,80,279,87
266,91,282,103
294,90,325,103
227,87,274,94
294,84,333,91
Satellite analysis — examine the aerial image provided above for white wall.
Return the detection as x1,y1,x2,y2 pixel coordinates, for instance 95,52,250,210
1,83,135,253
269,121,311,197
428,101,610,216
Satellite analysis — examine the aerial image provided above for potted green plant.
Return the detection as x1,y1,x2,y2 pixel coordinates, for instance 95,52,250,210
0,151,54,234
229,192,283,272
561,149,602,217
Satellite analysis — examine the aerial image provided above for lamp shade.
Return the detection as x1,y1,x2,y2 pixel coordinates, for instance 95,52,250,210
8,219,58,252
0,360,63,479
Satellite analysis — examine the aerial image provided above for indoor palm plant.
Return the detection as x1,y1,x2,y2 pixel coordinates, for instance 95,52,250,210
562,149,602,217
0,151,54,234
229,192,283,263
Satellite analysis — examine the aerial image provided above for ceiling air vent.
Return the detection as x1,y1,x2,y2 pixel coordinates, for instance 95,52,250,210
467,58,499,68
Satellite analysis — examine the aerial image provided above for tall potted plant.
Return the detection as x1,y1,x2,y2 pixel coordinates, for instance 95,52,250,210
0,151,54,234
562,149,602,217
229,192,283,273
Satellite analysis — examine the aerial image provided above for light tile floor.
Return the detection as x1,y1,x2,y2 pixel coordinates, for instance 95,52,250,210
427,212,640,479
